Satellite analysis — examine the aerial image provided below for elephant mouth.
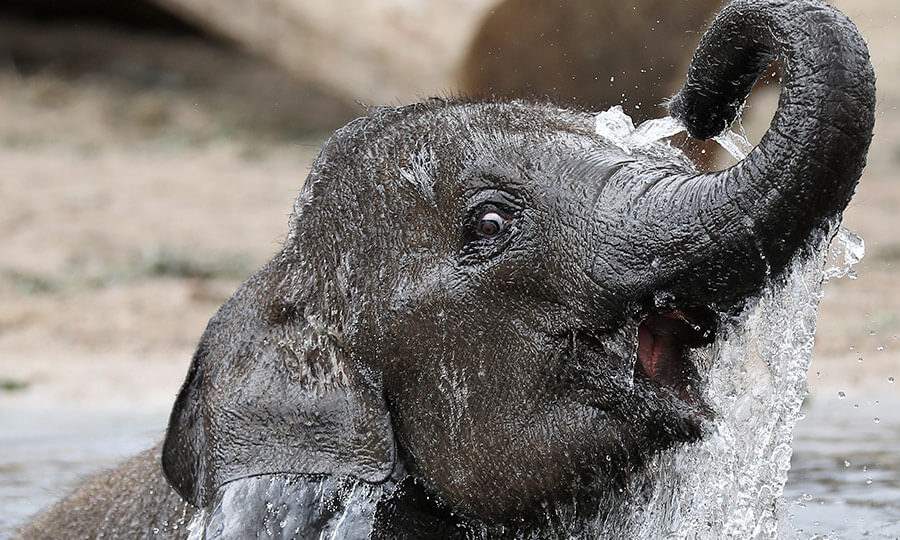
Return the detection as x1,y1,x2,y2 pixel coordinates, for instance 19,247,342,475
557,307,715,411
634,308,716,405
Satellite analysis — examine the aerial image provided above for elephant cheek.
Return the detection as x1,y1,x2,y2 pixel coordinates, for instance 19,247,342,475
556,323,639,409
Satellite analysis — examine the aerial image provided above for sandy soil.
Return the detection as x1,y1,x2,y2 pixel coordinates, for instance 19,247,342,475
0,1,897,416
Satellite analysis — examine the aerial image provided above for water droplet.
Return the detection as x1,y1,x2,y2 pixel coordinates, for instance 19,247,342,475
874,417,880,424
824,228,865,281
838,391,846,399
888,376,895,384
844,460,851,468
865,478,873,485
630,116,686,147
594,106,636,152
876,345,885,351
713,129,753,160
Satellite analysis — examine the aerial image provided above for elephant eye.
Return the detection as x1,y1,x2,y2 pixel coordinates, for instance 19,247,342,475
477,210,507,238
460,191,521,253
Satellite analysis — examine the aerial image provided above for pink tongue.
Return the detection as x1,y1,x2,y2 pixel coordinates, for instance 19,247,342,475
638,323,664,379
637,314,685,384
637,323,655,377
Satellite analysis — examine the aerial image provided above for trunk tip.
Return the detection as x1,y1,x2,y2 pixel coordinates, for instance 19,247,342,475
667,89,739,141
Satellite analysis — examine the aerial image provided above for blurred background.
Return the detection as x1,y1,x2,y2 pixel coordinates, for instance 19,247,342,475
0,0,896,536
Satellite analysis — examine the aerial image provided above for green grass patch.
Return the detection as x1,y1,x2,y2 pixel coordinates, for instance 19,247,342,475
1,269,59,295
0,378,30,392
136,248,253,281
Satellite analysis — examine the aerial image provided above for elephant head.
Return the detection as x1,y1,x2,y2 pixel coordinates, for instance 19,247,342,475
162,0,874,531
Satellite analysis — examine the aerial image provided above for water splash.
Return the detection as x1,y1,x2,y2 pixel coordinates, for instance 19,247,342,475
594,105,686,154
594,106,639,153
582,223,864,537
629,116,687,148
593,105,753,161
823,227,865,281
714,129,754,161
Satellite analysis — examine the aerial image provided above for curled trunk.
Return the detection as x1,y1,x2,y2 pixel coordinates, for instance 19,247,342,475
635,0,875,309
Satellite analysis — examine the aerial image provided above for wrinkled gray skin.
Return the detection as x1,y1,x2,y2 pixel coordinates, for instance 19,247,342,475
20,1,874,538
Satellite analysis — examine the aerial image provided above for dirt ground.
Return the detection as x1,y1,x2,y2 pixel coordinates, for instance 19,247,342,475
0,0,897,416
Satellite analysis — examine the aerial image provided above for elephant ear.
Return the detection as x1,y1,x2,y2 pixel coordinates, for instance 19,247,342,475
161,263,396,507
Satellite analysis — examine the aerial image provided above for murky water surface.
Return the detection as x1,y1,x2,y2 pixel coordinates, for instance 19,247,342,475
785,393,900,538
1,395,897,538
0,406,167,537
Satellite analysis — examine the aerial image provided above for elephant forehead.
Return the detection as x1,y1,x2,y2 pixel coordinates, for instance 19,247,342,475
318,101,597,179
355,136,600,210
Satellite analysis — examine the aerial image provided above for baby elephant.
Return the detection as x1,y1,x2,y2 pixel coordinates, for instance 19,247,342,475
21,0,874,538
